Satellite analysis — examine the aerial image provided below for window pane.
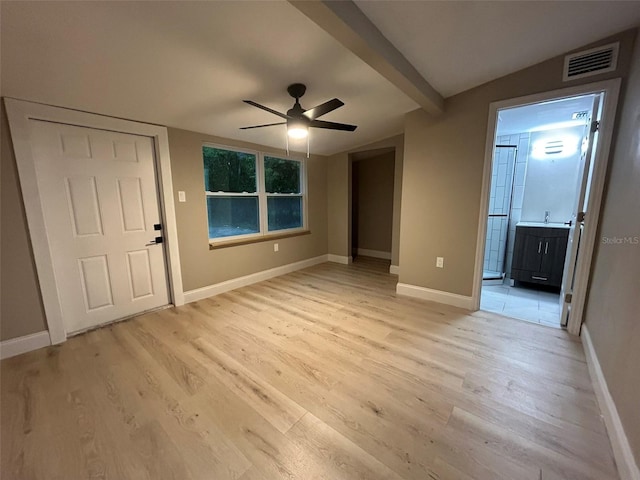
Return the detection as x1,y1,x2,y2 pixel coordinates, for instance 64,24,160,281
203,146,256,193
264,156,301,194
207,196,259,239
267,196,302,231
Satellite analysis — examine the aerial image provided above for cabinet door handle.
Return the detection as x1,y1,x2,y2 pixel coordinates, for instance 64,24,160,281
544,241,549,254
532,276,548,281
538,241,542,253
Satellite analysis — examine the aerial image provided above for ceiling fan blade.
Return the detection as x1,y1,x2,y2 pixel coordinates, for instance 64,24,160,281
239,122,286,130
243,100,290,119
310,119,357,131
303,98,344,120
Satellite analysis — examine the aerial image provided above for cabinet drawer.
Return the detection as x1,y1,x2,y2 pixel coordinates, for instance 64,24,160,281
511,269,560,287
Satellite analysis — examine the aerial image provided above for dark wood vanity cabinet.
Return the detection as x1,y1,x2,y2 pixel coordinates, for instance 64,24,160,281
511,226,569,288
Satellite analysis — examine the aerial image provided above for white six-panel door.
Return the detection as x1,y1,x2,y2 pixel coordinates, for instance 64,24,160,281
29,120,169,334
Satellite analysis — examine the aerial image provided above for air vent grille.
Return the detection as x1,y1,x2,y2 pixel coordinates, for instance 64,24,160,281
563,43,618,81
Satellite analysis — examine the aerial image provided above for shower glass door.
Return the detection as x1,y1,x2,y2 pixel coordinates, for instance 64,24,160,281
483,145,517,280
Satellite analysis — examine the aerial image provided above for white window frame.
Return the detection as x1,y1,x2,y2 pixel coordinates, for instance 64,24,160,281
203,143,308,245
263,154,306,234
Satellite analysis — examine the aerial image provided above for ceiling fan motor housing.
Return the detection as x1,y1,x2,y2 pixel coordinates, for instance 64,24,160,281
286,84,309,129
287,83,307,100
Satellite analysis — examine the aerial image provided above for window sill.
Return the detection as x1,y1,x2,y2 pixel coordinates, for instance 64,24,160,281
209,230,311,250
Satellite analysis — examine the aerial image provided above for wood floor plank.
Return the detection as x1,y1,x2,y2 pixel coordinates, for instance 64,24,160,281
430,456,477,480
92,326,252,480
190,336,308,434
0,257,618,480
447,406,617,480
285,412,407,480
183,387,317,480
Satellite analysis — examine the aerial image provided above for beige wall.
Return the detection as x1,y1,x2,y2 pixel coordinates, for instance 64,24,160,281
583,35,640,466
168,128,328,291
353,152,394,253
399,29,638,296
1,103,48,341
326,135,404,264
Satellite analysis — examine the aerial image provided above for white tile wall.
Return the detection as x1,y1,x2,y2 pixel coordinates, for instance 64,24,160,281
484,142,517,278
505,133,531,277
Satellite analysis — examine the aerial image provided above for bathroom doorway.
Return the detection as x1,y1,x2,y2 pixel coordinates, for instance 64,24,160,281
475,80,620,334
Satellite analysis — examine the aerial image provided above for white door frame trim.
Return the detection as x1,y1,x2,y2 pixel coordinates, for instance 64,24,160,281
4,98,184,345
471,79,621,335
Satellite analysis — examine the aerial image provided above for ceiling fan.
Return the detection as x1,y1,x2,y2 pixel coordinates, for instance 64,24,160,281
240,83,357,139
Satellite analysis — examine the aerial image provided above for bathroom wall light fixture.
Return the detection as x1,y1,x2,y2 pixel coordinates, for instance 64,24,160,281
531,135,579,159
581,137,589,155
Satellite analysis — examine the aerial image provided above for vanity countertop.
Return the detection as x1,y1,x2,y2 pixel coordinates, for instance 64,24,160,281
516,221,570,229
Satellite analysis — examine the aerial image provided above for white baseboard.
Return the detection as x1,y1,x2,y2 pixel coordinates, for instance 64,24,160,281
582,325,640,480
327,254,352,265
356,248,391,260
396,282,474,310
183,255,328,304
389,265,400,275
1,331,51,360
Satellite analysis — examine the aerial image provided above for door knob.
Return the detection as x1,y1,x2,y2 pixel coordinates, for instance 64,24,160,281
146,236,163,246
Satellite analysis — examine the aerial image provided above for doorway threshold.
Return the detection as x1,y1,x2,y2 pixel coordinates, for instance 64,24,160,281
480,284,562,328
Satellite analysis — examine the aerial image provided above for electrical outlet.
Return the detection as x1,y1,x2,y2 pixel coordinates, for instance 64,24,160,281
274,243,279,252
178,191,186,202
436,257,444,268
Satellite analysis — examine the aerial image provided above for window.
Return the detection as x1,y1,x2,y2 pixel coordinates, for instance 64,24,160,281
203,145,306,242
265,156,303,232
204,147,259,239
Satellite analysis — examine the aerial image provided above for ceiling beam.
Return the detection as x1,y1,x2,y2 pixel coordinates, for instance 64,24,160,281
289,0,444,116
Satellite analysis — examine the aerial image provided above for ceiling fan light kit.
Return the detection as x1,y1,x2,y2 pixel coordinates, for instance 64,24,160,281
241,83,357,156
286,118,309,139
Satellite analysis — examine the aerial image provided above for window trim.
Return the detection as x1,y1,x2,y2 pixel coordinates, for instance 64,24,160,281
203,142,308,246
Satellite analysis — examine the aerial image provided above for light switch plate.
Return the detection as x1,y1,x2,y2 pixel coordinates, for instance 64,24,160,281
274,243,279,252
436,257,444,268
178,191,186,202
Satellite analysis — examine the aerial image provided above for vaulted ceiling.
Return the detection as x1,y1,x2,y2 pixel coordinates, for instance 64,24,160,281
2,1,639,155
355,1,640,98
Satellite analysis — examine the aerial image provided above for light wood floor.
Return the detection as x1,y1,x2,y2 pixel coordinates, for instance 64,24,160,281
1,257,617,480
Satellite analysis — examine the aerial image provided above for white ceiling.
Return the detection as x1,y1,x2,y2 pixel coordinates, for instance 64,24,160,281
0,1,417,156
355,1,640,97
2,1,640,155
497,95,596,136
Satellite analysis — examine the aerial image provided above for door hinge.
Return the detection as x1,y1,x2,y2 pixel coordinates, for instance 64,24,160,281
577,211,586,223
565,293,573,303
591,120,600,133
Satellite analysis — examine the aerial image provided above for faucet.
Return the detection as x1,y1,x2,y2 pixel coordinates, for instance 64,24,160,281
544,211,550,224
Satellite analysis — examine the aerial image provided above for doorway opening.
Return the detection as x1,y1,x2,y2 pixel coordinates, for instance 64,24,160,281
350,147,395,269
479,88,611,330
